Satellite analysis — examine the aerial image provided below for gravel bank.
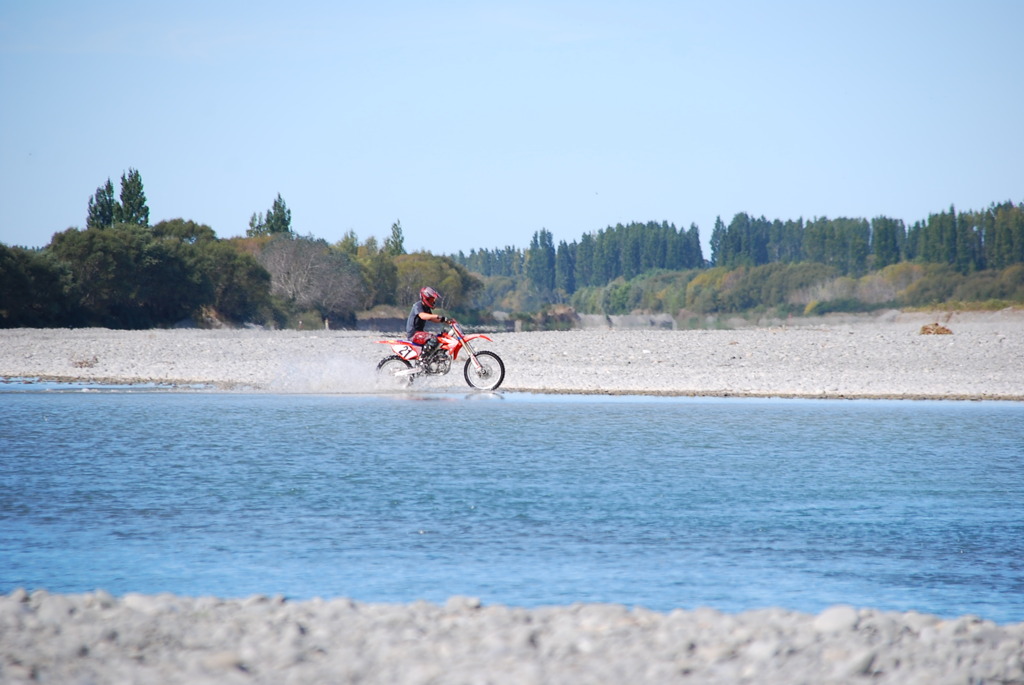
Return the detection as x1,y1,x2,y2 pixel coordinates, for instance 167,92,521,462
2,309,1022,399
4,590,1023,685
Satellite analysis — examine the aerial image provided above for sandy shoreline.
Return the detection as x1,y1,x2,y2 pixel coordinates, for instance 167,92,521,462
4,311,1023,683
2,309,1022,399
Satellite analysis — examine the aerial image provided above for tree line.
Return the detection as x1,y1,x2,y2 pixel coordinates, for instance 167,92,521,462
455,221,704,290
2,167,1022,329
708,202,1024,275
1,171,480,328
450,203,1024,318
451,222,704,312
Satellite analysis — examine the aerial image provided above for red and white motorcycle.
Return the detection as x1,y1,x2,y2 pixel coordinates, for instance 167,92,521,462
375,319,505,391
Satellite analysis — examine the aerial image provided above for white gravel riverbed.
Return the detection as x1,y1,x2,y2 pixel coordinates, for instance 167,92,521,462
1,309,1023,399
2,590,1022,684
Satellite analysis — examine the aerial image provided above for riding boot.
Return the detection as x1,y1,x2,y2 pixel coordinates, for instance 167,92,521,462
422,337,438,358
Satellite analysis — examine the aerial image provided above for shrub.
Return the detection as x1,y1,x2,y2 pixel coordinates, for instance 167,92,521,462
899,265,964,307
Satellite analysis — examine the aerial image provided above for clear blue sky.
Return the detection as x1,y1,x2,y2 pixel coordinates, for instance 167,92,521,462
2,1,1022,257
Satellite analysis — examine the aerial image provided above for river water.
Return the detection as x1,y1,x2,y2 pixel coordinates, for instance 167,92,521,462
2,388,1022,623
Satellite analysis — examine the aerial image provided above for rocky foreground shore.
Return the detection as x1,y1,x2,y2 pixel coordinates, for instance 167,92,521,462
3,590,1023,685
3,310,1023,684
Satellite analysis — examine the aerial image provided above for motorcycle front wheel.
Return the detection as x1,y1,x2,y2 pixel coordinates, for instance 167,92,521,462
376,355,415,388
463,350,505,391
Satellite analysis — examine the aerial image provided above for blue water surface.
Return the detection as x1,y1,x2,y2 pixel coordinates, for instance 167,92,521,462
1,390,1022,623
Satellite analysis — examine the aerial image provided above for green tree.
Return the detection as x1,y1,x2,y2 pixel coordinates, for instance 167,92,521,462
247,193,293,236
954,209,984,274
113,168,150,226
574,233,595,287
917,207,956,265
836,218,871,276
802,217,832,266
206,240,273,322
384,220,406,256
988,202,1024,269
709,216,726,267
152,218,217,244
0,244,72,326
619,224,641,278
676,223,704,268
394,252,481,310
49,224,194,327
336,230,360,257
526,229,556,293
150,219,276,324
86,179,116,229
355,236,398,308
555,240,576,296
594,227,618,284
871,216,904,269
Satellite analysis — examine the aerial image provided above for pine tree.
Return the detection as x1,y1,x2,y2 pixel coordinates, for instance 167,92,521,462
265,194,292,235
574,233,595,287
247,193,293,236
526,229,556,293
384,220,406,256
555,240,576,295
710,216,726,267
86,179,116,229
871,216,904,269
113,168,149,226
684,223,704,267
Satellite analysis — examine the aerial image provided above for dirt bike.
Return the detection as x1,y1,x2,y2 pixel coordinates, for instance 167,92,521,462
375,319,506,391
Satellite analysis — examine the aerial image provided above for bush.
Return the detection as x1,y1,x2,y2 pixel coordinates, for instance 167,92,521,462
803,298,879,315
899,265,964,307
995,264,1024,301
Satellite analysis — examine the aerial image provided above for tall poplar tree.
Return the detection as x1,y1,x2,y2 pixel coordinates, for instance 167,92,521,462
871,216,904,269
113,168,149,226
526,229,556,293
555,240,576,295
265,193,292,235
384,220,406,256
86,179,116,229
574,233,595,287
709,216,726,267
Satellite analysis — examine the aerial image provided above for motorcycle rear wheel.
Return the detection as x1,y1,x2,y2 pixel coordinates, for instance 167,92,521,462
463,350,505,391
376,355,415,388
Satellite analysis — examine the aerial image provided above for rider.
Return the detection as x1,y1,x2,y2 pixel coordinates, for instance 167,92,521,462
406,286,450,357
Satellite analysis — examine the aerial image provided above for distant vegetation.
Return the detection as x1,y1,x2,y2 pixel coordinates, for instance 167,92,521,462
451,206,1024,324
2,169,1022,329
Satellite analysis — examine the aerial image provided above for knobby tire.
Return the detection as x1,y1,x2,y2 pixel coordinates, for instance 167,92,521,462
463,350,505,391
376,355,414,388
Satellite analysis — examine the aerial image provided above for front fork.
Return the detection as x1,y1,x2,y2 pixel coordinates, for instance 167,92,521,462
455,330,485,372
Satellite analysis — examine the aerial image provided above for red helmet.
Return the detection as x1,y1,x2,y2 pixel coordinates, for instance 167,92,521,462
420,286,439,308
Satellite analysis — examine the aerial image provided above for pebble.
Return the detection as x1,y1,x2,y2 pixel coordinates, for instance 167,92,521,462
813,604,859,632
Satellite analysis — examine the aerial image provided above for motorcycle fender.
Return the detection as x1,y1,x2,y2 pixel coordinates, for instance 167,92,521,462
378,339,420,360
395,344,419,360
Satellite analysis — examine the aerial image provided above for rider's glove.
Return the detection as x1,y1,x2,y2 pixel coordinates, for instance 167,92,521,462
439,316,448,323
